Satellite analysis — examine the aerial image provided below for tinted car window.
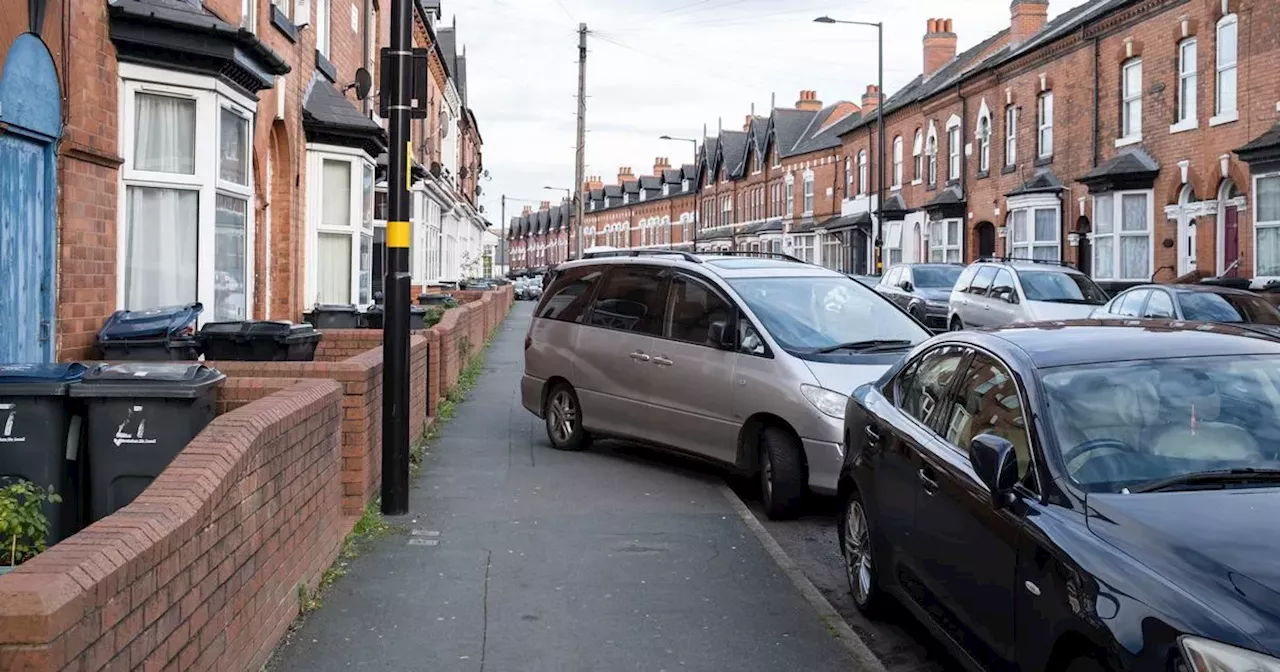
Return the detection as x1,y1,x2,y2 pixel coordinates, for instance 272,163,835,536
896,345,966,427
942,352,1033,483
1116,289,1151,317
967,266,997,295
913,265,963,289
586,266,666,334
1019,271,1109,304
1143,290,1175,318
989,269,1016,302
664,274,735,347
1178,292,1280,325
536,265,605,322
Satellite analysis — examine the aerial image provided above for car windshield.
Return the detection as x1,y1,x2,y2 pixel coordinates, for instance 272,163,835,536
727,276,929,353
1178,292,1280,325
1041,355,1280,493
1019,271,1108,305
912,266,963,289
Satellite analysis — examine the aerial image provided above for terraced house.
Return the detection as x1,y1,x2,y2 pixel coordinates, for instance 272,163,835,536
0,0,483,362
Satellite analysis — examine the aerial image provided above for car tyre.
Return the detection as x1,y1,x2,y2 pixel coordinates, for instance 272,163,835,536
838,487,884,615
909,304,925,322
759,426,805,520
950,316,964,332
544,383,592,451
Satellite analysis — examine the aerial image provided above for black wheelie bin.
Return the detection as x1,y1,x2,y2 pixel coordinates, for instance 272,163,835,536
303,304,363,329
70,363,225,522
197,321,323,361
97,303,203,361
0,363,87,544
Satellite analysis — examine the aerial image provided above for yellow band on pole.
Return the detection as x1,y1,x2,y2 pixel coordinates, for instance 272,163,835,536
406,141,413,192
387,221,411,248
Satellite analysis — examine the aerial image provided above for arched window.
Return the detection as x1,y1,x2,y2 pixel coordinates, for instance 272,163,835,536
926,125,938,186
977,115,991,173
912,129,923,182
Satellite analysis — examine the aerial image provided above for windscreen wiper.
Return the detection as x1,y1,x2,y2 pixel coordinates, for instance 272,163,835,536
1129,467,1280,493
814,339,916,354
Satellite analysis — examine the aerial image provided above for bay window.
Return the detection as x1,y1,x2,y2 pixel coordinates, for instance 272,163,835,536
929,219,962,263
1009,201,1060,261
1255,175,1280,276
885,221,903,266
1092,191,1153,282
822,235,842,272
1215,14,1238,122
308,147,376,305
118,64,255,323
792,234,815,263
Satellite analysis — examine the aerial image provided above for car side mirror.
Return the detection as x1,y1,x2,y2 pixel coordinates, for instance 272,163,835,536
969,433,1020,509
708,320,736,350
900,281,913,292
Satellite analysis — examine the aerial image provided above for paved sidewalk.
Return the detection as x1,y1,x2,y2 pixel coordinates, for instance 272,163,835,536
274,302,861,672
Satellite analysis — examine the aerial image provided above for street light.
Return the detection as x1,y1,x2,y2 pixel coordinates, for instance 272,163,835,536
815,15,884,276
659,134,699,251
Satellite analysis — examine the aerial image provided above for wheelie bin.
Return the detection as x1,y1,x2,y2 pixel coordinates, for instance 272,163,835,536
97,303,202,361
197,321,323,361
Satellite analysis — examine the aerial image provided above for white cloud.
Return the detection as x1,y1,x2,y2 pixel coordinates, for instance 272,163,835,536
452,0,1091,227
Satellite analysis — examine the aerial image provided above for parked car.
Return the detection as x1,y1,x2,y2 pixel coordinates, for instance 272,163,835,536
948,258,1108,331
522,251,932,519
515,278,543,301
848,274,880,288
875,263,964,332
1092,283,1280,333
838,320,1280,672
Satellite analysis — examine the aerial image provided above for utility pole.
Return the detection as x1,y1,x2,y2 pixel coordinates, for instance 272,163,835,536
381,0,412,516
875,21,885,275
573,23,588,260
500,195,507,277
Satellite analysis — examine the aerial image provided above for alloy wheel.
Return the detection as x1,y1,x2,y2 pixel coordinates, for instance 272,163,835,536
548,390,577,444
761,450,774,503
843,500,874,604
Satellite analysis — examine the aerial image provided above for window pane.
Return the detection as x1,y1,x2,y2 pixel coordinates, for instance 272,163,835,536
219,108,249,185
945,353,1031,481
359,234,372,304
1032,244,1060,261
318,233,352,304
1259,176,1280,223
363,164,375,231
665,275,734,346
587,266,667,334
1144,290,1174,318
135,93,196,175
1124,62,1141,95
948,220,959,242
1259,226,1280,277
898,346,966,427
1218,66,1237,113
214,195,248,320
1094,195,1114,234
323,160,352,228
1120,235,1149,279
1034,209,1056,241
124,187,198,310
1012,210,1028,243
1121,193,1147,231
1094,236,1115,279
1218,19,1237,66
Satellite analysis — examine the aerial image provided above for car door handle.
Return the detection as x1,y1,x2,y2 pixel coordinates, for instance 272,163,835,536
630,351,651,362
652,356,674,367
863,425,880,443
918,467,940,493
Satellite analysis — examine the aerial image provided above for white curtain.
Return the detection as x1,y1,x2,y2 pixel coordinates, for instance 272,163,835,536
1034,209,1059,260
214,195,248,320
359,233,372,304
1120,194,1149,279
1093,195,1114,279
317,233,351,303
1256,177,1280,275
322,160,352,228
124,186,197,309
135,94,196,174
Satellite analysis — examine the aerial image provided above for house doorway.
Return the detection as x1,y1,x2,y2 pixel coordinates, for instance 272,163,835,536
976,221,996,259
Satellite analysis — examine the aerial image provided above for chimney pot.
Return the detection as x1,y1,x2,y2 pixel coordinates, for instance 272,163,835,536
923,18,958,77
540,201,550,210
796,89,823,111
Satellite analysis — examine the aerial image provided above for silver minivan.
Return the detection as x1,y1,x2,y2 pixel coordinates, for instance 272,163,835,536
521,252,932,519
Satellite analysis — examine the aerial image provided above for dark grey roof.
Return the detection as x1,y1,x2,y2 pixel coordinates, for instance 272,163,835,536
719,131,749,179
1007,0,1124,59
507,217,519,239
759,219,784,233
662,168,683,184
591,188,605,201
455,54,468,108
925,185,966,208
882,192,913,216
789,216,820,234
790,104,858,156
438,27,457,79
639,175,662,190
549,207,562,230
302,75,387,155
1078,147,1160,191
681,164,698,181
1236,122,1280,164
824,212,873,233
1006,168,1066,197
774,108,818,157
604,185,622,198
622,180,641,195
701,228,734,241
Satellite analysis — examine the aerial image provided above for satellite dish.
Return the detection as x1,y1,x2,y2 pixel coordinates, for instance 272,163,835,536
439,109,450,138
353,68,373,100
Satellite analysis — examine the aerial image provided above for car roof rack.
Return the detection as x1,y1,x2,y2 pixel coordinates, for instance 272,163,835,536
579,249,704,263
974,256,1076,269
701,250,808,264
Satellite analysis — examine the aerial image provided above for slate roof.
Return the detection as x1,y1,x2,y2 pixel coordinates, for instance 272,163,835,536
773,108,819,157
302,75,387,155
640,175,662,190
1006,168,1066,197
1235,122,1280,164
604,185,622,198
719,131,750,179
790,104,859,156
437,27,457,79
622,180,641,195
882,193,912,216
662,168,684,184
455,54,468,108
681,164,698,181
925,185,966,208
824,212,873,233
1078,147,1160,189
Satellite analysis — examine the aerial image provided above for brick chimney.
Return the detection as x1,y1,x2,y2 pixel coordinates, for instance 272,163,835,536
590,175,604,190
744,115,754,131
653,157,671,176
923,18,957,78
617,166,633,184
1010,0,1048,46
861,84,882,115
539,201,551,210
795,89,823,112
522,206,532,215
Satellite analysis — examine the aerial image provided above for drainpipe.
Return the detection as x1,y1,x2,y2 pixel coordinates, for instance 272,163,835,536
361,0,372,114
958,84,968,258
1091,31,1101,168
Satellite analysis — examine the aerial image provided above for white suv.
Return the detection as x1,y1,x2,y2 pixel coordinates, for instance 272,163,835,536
947,258,1109,330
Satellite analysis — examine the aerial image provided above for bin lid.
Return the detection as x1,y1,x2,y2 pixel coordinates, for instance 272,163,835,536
0,363,87,395
308,303,359,314
70,362,225,399
99,303,203,341
199,320,317,338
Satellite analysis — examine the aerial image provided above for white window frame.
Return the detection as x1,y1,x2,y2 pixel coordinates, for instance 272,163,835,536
1005,105,1017,167
928,218,962,263
977,115,990,174
1091,190,1155,282
242,0,258,31
845,157,853,198
1173,38,1198,133
792,233,816,263
772,148,780,168
1213,13,1238,125
1255,173,1280,277
316,0,332,58
1007,195,1061,261
306,144,377,306
786,173,796,216
117,63,256,325
892,136,903,188
1118,59,1143,146
721,195,731,226
1037,92,1053,158
912,129,923,184
857,151,868,196
803,169,815,215
272,0,292,19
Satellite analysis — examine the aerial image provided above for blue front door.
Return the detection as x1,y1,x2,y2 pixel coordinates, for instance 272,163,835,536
0,33,62,363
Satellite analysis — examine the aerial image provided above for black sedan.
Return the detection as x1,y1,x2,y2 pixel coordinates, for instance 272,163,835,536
838,320,1280,672
875,263,964,331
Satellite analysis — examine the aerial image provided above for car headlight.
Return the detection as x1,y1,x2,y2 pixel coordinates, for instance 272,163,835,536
1181,636,1280,672
801,384,849,419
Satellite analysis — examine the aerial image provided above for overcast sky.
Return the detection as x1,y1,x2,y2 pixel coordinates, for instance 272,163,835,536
451,0,1091,228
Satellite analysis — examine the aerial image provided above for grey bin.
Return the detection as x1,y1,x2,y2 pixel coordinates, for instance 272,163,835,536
70,363,225,523
303,304,363,329
0,363,88,544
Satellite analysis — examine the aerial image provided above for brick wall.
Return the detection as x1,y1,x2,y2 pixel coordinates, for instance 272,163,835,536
216,377,304,414
0,379,346,671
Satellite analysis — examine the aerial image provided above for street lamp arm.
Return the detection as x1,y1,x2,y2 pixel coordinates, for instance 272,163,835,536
813,16,882,28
